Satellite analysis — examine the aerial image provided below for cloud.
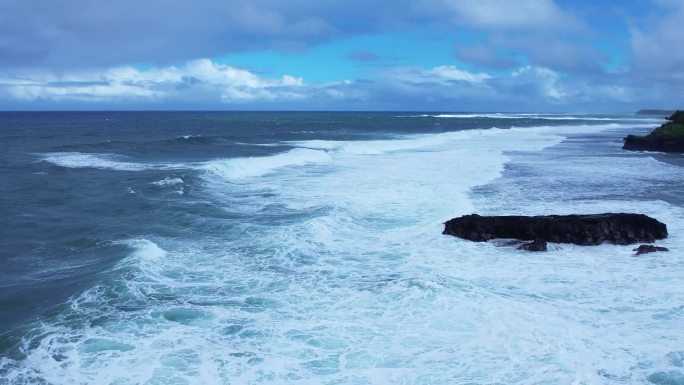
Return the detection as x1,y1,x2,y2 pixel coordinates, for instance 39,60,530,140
2,58,638,112
630,1,684,82
0,0,342,68
454,44,519,69
358,64,648,111
382,65,491,85
0,59,308,104
506,66,567,100
492,35,609,73
0,1,681,111
603,1,684,109
0,60,499,107
420,0,577,30
0,0,579,69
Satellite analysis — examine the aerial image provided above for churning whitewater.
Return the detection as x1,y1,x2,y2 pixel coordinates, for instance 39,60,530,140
0,112,682,385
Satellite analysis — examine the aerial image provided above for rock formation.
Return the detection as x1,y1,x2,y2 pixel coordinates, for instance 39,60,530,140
624,110,684,153
517,238,548,252
443,213,667,246
633,244,669,255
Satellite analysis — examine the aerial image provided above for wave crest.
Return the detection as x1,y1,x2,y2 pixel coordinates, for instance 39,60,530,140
40,152,154,171
202,148,332,180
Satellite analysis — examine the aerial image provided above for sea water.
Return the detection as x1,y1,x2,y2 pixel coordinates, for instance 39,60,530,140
0,112,682,384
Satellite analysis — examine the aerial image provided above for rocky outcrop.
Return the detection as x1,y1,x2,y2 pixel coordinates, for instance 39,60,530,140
623,134,684,153
633,244,669,255
517,238,547,252
624,110,684,153
443,213,667,246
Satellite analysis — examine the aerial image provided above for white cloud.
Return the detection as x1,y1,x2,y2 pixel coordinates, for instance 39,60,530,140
0,59,649,111
0,59,306,103
428,65,492,82
511,66,566,100
382,65,491,85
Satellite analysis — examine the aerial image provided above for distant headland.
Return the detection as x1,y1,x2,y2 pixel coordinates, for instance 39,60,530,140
635,109,677,116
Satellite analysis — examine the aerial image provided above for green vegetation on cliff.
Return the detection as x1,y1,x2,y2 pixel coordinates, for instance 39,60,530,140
623,110,684,153
653,110,684,137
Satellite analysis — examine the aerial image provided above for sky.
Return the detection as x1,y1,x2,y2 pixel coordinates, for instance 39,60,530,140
0,0,683,112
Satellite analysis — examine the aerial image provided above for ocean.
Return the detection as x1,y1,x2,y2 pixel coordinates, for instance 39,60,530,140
0,111,682,384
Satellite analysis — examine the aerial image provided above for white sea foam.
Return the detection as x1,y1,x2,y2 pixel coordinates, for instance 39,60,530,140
424,113,661,121
235,142,282,147
151,177,184,186
291,123,647,156
119,238,167,262
6,121,684,384
201,148,332,180
39,152,186,171
40,152,154,171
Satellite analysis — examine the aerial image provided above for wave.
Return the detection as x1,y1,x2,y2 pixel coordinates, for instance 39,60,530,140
127,239,167,265
290,123,646,156
407,113,661,121
156,134,237,146
119,238,166,262
151,177,184,186
40,152,156,171
275,122,657,218
8,119,684,384
39,152,188,171
40,148,333,180
531,116,659,121
40,123,654,176
234,142,281,147
201,148,332,180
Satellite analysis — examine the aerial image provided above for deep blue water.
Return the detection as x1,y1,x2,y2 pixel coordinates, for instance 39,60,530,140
1,111,682,384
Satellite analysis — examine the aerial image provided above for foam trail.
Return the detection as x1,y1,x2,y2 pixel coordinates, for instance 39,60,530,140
40,152,184,171
290,123,650,156
428,113,661,121
270,123,615,223
40,152,153,171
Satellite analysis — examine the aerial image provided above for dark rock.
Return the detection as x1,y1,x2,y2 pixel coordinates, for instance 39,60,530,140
623,133,684,153
633,244,669,255
623,110,684,153
443,213,667,246
517,238,547,252
496,239,524,247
